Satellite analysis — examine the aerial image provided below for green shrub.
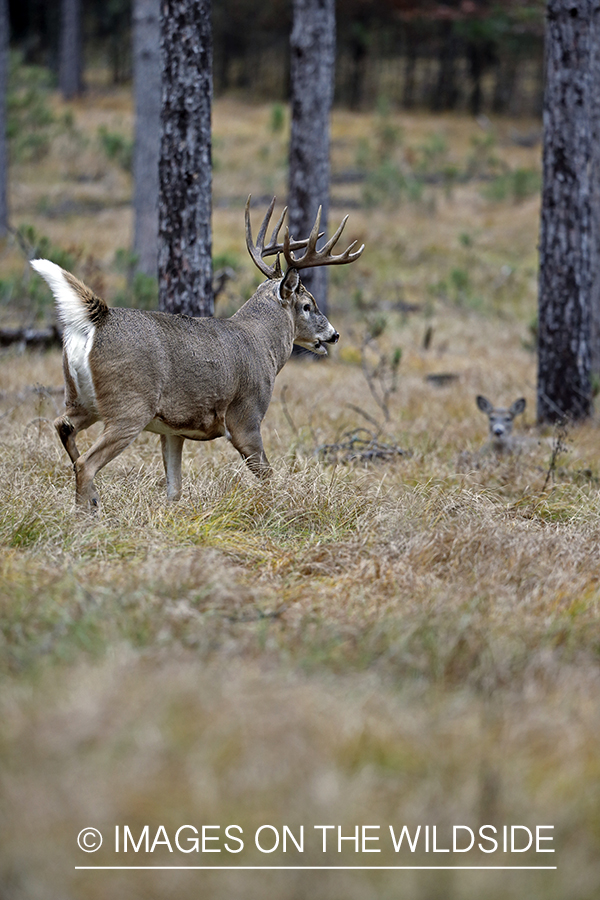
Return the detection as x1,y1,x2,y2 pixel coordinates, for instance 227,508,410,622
483,168,541,203
7,54,56,163
113,272,158,310
416,132,448,173
1,226,79,321
450,267,470,294
355,137,371,172
466,132,504,179
113,250,158,310
98,126,133,172
363,161,422,208
375,119,403,163
430,266,484,311
213,251,239,271
270,103,285,134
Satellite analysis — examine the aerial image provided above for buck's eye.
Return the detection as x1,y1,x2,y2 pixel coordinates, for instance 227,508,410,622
303,303,311,312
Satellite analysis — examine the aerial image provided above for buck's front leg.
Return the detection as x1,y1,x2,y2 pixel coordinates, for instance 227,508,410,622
229,423,271,479
160,434,185,501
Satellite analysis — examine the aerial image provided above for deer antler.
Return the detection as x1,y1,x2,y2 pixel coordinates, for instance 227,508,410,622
283,206,365,270
245,196,312,279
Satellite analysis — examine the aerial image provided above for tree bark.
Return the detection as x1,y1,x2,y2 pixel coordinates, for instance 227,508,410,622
492,50,519,115
466,40,487,117
432,21,458,112
59,0,83,100
133,0,161,278
288,0,335,316
347,19,368,111
0,0,8,237
537,0,593,423
402,25,417,110
158,0,213,317
589,4,600,381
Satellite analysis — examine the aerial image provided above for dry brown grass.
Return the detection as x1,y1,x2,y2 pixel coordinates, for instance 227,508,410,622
1,85,599,900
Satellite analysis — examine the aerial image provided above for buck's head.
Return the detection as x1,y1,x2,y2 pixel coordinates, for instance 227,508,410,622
476,395,526,442
246,197,363,355
275,268,337,355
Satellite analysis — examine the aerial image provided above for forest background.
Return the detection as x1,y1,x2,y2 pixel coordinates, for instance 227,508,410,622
9,0,545,115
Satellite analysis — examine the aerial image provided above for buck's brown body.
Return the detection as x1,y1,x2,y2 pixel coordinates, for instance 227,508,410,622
31,198,363,512
85,287,297,442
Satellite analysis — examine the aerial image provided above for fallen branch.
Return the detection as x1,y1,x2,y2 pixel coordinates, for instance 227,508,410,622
315,426,406,467
0,325,62,350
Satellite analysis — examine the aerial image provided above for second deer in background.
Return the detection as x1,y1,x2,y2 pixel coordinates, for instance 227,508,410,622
476,395,526,455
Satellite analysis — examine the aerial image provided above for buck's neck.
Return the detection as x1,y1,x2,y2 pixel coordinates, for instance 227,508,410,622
233,281,295,373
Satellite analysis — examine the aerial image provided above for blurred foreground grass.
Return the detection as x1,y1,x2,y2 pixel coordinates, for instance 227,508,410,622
1,84,599,900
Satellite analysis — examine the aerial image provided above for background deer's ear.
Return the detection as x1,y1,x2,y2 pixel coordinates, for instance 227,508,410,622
476,395,493,414
510,397,526,416
279,268,300,304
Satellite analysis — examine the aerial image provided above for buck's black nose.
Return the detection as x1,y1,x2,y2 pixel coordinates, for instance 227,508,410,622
326,331,340,344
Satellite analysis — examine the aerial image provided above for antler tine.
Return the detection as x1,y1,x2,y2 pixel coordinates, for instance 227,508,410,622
255,196,276,249
338,240,365,263
307,205,323,254
262,206,316,258
265,206,287,255
319,214,348,255
321,216,365,263
245,195,279,278
283,206,365,270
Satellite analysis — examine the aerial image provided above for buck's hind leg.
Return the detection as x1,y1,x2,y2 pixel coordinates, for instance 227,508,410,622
54,407,98,463
160,434,185,501
74,420,146,513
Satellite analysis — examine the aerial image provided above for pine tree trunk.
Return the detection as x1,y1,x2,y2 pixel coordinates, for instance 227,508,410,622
403,28,417,109
59,0,83,100
432,21,458,112
347,20,367,111
492,52,518,115
589,5,600,382
158,0,213,317
467,40,485,117
288,0,335,316
537,0,593,423
0,0,8,237
132,0,161,278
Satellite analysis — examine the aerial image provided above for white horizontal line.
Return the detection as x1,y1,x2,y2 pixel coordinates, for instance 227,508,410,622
75,865,558,871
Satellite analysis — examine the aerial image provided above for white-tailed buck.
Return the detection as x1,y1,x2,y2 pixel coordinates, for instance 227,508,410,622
31,198,364,512
476,395,526,453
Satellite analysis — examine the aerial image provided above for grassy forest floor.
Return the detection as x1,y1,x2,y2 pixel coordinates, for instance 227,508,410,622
1,79,600,900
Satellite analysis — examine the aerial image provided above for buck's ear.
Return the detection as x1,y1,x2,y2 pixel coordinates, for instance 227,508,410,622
510,397,526,416
476,395,493,414
279,268,300,304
